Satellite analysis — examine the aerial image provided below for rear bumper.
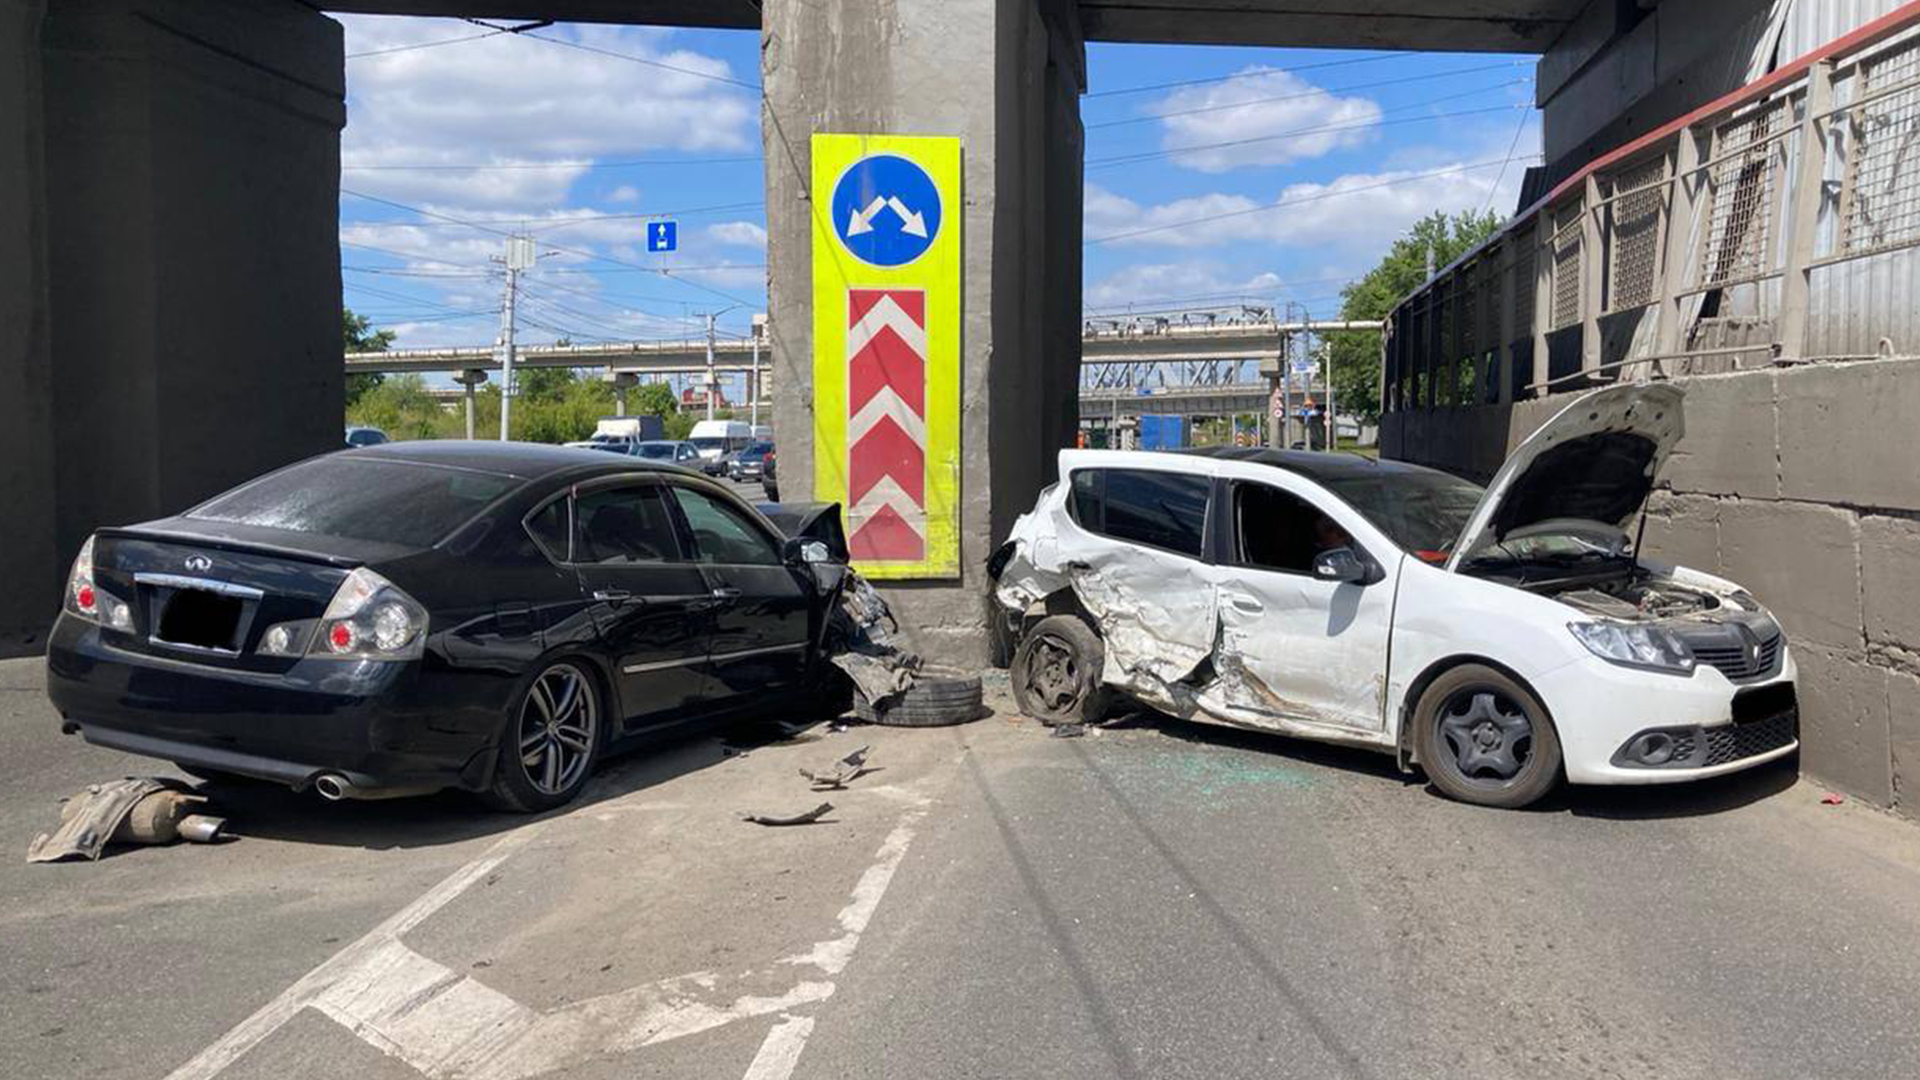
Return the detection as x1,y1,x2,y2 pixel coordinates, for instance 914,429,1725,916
45,614,495,794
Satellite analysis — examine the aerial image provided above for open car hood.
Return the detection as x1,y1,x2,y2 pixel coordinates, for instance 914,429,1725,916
1445,383,1685,571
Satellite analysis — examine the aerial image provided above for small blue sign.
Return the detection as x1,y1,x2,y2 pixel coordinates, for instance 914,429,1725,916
830,154,942,267
646,220,678,253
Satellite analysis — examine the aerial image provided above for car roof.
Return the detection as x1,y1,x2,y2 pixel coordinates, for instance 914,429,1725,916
1175,445,1473,486
345,439,678,481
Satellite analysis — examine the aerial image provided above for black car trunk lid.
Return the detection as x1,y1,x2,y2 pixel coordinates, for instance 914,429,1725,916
91,521,416,670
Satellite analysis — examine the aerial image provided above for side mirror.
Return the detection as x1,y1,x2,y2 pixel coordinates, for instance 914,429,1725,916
783,537,834,565
1311,546,1368,585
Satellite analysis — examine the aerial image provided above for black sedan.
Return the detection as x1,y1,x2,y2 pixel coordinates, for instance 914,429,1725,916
46,442,849,812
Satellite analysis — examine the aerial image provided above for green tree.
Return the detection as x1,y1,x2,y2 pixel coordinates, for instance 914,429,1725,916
1326,209,1503,423
343,307,395,411
632,381,677,419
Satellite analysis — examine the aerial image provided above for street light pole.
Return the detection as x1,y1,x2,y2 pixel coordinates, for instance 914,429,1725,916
495,235,534,441
704,311,717,422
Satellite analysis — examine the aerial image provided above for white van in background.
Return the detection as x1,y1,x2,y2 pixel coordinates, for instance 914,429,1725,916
688,419,753,475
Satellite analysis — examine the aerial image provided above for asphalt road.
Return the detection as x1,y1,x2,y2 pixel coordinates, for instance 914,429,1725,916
6,655,1920,1080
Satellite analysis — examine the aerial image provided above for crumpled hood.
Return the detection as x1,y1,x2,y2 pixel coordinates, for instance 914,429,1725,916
1446,383,1686,570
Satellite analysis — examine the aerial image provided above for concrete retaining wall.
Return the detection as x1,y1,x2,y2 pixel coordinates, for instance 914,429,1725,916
1382,356,1920,817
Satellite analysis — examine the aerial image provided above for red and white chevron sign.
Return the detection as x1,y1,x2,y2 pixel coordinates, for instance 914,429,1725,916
846,288,928,561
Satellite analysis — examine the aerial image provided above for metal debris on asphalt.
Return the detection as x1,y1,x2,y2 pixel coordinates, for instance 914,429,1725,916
26,778,228,863
799,745,872,790
740,802,835,827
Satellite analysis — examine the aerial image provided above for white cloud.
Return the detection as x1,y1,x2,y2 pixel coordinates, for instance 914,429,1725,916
1085,156,1529,256
706,220,768,248
1150,67,1382,172
609,185,641,203
337,16,756,208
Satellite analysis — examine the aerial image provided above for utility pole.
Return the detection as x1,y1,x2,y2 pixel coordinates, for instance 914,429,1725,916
494,235,535,441
750,313,766,429
1323,339,1336,452
704,312,718,422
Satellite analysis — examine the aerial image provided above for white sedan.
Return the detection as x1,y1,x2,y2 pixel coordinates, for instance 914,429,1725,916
989,384,1798,808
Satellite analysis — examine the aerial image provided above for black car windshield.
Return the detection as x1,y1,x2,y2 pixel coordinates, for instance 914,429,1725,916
634,443,677,460
1314,468,1485,559
742,442,773,459
690,437,726,451
189,458,520,547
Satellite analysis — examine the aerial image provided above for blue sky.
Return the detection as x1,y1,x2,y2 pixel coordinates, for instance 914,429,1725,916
336,16,1541,393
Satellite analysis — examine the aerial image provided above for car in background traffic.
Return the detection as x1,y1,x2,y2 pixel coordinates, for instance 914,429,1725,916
46,441,852,812
632,440,703,467
729,442,775,482
344,426,389,448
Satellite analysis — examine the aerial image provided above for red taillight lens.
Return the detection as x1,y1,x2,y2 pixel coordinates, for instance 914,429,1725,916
328,622,355,652
75,584,96,613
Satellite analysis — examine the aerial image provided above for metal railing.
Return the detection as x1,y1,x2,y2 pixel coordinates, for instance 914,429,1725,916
1384,1,1920,413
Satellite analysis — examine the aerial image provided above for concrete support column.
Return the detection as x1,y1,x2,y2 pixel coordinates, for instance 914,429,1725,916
604,369,638,417
761,0,1085,664
39,0,343,625
0,0,56,653
454,369,488,440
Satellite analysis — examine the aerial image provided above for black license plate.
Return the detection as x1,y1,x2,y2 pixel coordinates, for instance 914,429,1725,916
156,589,244,651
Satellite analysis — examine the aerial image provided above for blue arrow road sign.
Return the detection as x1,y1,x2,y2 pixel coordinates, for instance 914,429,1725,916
646,220,678,253
831,154,941,267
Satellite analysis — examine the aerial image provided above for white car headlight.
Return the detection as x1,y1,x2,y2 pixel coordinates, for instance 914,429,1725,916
1568,620,1696,676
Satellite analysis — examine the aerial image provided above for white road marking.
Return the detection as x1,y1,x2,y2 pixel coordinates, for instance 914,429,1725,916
163,827,541,1080
741,1016,816,1080
164,797,931,1080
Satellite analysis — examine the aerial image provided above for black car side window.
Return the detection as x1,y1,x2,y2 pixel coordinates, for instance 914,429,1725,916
669,487,782,566
572,484,684,565
526,497,570,562
1070,468,1209,559
1233,482,1354,575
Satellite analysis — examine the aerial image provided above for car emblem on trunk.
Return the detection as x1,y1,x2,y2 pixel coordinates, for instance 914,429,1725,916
184,555,212,572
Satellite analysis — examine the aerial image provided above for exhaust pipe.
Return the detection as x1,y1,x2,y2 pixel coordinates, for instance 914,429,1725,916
314,773,352,801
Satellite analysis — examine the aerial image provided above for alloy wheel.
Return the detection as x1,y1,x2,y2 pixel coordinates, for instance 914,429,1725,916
518,663,598,795
1436,689,1535,787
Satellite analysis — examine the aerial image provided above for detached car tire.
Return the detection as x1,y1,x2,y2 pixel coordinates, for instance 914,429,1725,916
483,659,604,813
1010,615,1112,726
856,665,984,727
1411,663,1562,809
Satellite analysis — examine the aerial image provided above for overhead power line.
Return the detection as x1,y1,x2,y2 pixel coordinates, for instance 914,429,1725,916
515,29,760,92
1084,155,1543,246
346,29,504,61
1087,101,1528,170
1085,64,1526,130
1086,52,1405,99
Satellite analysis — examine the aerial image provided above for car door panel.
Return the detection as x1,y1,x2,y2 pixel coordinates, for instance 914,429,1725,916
1209,476,1398,732
567,479,716,730
664,483,812,703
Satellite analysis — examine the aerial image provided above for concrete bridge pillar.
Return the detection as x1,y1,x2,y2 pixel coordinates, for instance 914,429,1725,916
0,0,343,655
761,0,1086,664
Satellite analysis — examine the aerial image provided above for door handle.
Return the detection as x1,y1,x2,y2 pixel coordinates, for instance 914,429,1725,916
592,588,632,603
710,586,743,603
1226,592,1265,615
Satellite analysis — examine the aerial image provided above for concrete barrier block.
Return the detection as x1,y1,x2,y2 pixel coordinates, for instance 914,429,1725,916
1663,371,1777,498
1792,644,1894,807
1640,491,1719,574
1862,515,1920,653
1718,499,1862,652
1891,671,1920,817
1778,358,1920,511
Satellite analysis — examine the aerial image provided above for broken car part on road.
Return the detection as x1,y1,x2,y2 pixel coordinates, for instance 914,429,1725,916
989,384,1801,808
26,777,226,862
740,801,835,826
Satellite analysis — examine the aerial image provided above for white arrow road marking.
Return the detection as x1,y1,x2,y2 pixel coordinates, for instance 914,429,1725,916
164,801,932,1080
850,386,928,446
847,293,928,358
